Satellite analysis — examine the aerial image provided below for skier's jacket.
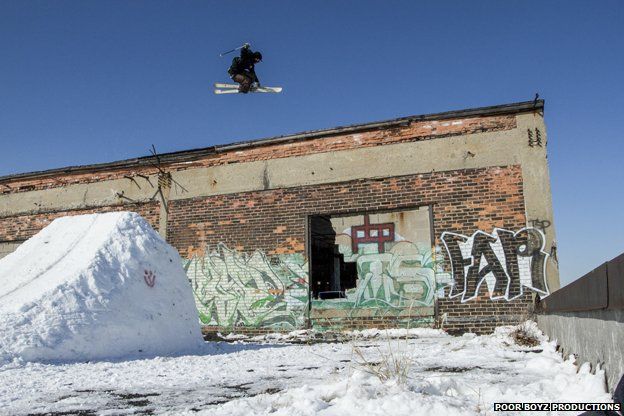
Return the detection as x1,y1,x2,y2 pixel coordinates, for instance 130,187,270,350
228,46,259,82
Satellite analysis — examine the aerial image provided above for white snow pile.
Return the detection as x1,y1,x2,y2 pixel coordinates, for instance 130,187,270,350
0,212,204,363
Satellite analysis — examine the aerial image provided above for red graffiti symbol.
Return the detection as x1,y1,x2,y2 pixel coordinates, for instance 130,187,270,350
351,214,395,254
144,269,156,287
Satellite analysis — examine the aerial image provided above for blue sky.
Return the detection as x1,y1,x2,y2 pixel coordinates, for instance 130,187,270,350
1,1,622,286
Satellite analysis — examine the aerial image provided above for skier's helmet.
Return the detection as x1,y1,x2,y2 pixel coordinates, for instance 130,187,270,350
253,51,262,62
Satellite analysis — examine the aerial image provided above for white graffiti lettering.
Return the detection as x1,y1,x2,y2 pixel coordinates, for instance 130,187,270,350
441,228,549,302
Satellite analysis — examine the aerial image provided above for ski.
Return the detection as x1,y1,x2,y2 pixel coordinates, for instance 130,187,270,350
214,86,282,94
214,83,240,89
254,86,282,93
214,88,240,94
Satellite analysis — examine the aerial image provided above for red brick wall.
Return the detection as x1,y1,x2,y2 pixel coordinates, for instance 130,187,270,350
1,114,515,194
168,165,528,333
1,164,529,333
438,295,532,335
169,166,524,256
0,202,160,242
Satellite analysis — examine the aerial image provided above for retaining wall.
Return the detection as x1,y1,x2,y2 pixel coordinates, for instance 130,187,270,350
536,253,624,393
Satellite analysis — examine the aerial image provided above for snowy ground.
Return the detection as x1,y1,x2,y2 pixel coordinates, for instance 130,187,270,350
0,322,610,416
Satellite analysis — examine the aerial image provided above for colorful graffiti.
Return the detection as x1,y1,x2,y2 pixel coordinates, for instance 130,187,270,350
183,221,549,330
351,214,395,253
184,244,308,329
441,227,549,302
312,236,436,310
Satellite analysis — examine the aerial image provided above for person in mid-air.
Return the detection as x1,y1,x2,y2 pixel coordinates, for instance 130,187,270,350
228,44,262,93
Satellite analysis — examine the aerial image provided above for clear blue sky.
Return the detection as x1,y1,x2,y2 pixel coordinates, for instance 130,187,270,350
1,1,622,286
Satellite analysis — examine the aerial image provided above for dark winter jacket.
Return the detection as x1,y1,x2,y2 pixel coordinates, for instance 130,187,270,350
228,46,259,82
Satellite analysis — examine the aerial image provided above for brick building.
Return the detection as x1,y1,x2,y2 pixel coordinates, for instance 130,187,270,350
0,100,559,334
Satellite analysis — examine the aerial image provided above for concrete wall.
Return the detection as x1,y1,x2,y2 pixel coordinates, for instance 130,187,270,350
0,241,23,260
537,310,623,393
536,252,624,394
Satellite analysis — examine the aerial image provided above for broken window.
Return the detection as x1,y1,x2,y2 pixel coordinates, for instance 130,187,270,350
309,207,434,308
309,216,357,299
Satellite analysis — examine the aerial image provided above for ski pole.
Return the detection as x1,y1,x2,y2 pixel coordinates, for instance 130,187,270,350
219,43,249,57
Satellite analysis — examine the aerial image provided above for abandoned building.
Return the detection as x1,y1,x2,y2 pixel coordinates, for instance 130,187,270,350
0,100,559,334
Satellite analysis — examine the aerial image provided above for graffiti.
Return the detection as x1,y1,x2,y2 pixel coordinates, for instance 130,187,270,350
528,127,543,147
184,243,308,329
351,214,395,254
144,270,156,287
441,228,549,302
182,214,549,330
310,208,437,319
313,237,436,310
529,218,551,233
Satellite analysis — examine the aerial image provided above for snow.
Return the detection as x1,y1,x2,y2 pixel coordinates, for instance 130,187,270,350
0,212,204,363
220,327,447,345
0,322,611,415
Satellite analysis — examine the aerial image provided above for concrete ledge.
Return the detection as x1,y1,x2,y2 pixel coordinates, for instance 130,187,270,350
538,264,608,312
537,310,623,393
310,317,435,332
310,306,434,319
537,253,624,313
608,253,624,310
0,100,544,184
0,127,524,218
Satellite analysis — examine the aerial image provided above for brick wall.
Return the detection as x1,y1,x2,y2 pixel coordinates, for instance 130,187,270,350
169,166,524,257
1,163,529,334
168,165,528,334
0,202,160,242
439,295,532,335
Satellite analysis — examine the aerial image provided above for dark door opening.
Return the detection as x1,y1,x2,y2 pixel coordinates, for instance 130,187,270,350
309,215,357,300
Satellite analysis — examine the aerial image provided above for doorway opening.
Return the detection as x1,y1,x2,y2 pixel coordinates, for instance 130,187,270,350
309,215,357,300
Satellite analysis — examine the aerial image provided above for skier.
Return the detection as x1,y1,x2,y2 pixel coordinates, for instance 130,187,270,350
227,43,263,93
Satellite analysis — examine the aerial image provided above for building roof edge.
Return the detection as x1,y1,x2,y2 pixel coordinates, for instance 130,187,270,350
0,99,544,183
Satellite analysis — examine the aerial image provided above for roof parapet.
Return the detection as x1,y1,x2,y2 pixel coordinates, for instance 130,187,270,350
0,99,544,183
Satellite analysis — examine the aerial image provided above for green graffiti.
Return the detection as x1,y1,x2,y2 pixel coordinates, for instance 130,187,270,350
312,240,437,311
184,243,308,329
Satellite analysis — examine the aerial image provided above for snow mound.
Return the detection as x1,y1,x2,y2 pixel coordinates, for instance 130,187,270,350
0,212,204,363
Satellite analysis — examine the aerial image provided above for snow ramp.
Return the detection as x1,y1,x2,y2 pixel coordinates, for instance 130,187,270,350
0,212,204,362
